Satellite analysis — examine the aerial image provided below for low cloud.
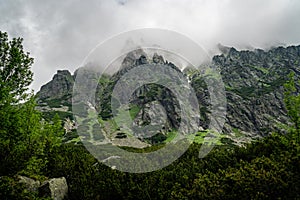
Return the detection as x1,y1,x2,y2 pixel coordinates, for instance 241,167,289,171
1,0,300,91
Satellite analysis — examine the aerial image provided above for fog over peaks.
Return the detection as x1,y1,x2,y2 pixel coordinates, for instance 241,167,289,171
0,0,300,91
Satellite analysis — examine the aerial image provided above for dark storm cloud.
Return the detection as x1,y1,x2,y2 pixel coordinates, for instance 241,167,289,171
0,0,300,91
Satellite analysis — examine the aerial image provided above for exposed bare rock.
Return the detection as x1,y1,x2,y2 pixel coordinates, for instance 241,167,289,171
37,70,74,101
152,53,164,64
39,177,68,200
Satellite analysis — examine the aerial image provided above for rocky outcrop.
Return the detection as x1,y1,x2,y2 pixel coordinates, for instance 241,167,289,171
99,53,198,143
17,176,68,200
152,53,165,64
121,49,147,69
35,70,74,123
121,50,166,69
211,45,300,135
37,70,74,102
39,177,68,200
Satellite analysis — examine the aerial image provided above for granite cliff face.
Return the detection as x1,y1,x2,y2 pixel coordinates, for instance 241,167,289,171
36,45,300,145
188,46,300,141
36,70,75,121
37,70,74,101
216,46,300,136
98,52,199,143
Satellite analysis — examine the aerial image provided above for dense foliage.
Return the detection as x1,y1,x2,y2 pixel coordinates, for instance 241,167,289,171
0,31,299,199
0,31,33,104
284,72,300,140
42,132,299,200
0,31,64,199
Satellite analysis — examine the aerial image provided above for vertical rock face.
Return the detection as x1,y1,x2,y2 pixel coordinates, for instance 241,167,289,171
210,45,300,135
35,70,75,122
99,53,190,139
37,70,74,101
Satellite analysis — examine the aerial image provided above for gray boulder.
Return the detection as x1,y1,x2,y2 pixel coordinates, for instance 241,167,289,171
39,177,68,200
17,175,40,193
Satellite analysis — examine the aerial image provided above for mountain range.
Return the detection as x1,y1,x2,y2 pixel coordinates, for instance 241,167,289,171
35,45,300,147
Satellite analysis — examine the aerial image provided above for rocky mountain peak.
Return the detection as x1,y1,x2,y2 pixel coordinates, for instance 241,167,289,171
121,49,168,70
136,54,148,65
152,53,164,64
217,43,231,55
56,69,72,76
121,48,147,69
37,69,74,101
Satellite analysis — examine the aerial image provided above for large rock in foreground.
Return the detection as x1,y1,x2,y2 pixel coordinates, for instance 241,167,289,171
39,177,68,200
18,175,40,193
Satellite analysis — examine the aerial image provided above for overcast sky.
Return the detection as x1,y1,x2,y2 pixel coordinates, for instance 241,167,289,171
1,0,300,91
